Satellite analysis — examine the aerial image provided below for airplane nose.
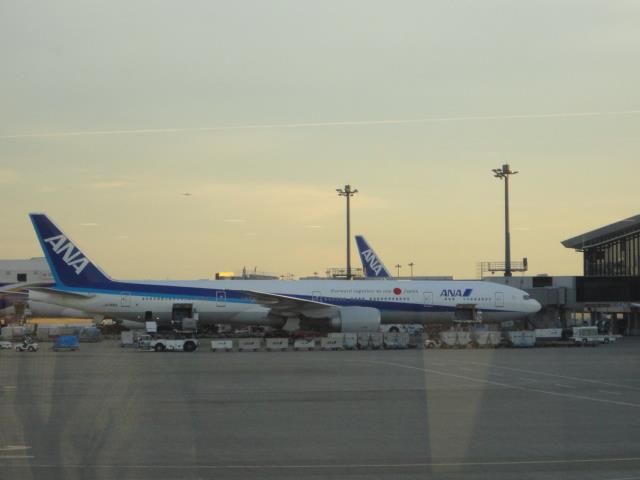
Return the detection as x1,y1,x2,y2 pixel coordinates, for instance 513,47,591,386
530,299,542,313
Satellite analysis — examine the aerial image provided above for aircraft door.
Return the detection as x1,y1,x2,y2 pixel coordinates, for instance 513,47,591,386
120,292,131,308
495,292,504,308
216,291,226,307
423,292,433,306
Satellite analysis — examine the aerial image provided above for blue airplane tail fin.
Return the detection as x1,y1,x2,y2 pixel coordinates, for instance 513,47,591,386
29,213,112,288
355,235,391,278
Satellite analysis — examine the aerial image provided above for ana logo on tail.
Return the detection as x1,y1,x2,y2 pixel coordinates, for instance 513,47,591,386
44,234,90,275
361,249,385,276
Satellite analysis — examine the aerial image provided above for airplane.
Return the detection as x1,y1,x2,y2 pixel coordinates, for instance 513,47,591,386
355,235,392,278
28,213,541,332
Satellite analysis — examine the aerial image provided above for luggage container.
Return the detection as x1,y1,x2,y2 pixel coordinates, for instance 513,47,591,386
474,331,502,348
265,338,289,351
36,327,52,342
383,332,409,349
440,331,473,348
211,339,234,352
293,338,315,351
321,336,343,350
4,326,25,340
79,327,101,343
357,332,383,350
508,331,536,348
0,327,10,341
53,335,80,351
120,331,135,347
358,332,382,350
535,328,563,340
238,338,262,352
343,333,358,350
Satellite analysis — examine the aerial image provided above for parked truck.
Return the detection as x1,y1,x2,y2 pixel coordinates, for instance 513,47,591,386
570,326,600,346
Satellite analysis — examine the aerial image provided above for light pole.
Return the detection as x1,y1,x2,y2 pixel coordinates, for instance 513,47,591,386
492,164,518,277
395,264,402,277
408,262,414,278
336,184,358,280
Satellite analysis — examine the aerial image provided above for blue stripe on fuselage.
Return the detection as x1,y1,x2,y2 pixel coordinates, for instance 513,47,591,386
50,283,512,314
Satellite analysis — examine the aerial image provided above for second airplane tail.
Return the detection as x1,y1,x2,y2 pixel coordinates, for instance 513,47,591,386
30,213,113,288
355,235,391,278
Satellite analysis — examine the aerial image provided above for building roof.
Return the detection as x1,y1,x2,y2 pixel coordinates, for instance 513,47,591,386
562,214,640,250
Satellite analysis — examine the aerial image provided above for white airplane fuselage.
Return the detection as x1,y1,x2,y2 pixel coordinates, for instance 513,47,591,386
30,278,540,328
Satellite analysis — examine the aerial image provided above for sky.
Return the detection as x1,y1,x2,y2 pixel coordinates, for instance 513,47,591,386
1,0,639,280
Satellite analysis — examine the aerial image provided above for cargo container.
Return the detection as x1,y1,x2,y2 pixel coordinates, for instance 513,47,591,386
53,335,80,351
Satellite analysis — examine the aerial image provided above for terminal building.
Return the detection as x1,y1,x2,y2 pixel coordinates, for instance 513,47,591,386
486,214,640,335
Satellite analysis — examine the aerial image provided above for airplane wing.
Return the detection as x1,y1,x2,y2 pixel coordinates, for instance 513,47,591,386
241,290,337,316
29,287,96,299
0,281,49,295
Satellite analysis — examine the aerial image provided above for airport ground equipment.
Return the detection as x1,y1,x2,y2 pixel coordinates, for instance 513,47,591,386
535,328,563,342
0,340,12,349
474,331,502,348
1,325,35,341
53,335,79,351
439,331,473,348
357,332,383,349
321,336,343,350
380,324,424,335
569,326,600,346
265,338,288,351
137,335,198,352
238,338,261,352
36,327,53,342
508,331,536,347
293,338,315,351
15,341,39,352
424,338,441,348
120,331,135,347
383,332,410,349
343,333,358,350
211,339,234,352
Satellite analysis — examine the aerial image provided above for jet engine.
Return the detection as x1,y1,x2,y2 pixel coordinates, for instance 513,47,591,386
330,306,381,332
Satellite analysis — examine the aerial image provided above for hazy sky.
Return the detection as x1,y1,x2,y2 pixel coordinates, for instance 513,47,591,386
1,0,639,279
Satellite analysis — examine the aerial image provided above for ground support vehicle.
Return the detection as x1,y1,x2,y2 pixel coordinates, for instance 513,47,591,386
424,338,441,349
15,342,39,352
0,341,12,349
137,335,198,352
570,327,600,347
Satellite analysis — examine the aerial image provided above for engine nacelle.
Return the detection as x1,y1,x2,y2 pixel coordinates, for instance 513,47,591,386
330,307,381,333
